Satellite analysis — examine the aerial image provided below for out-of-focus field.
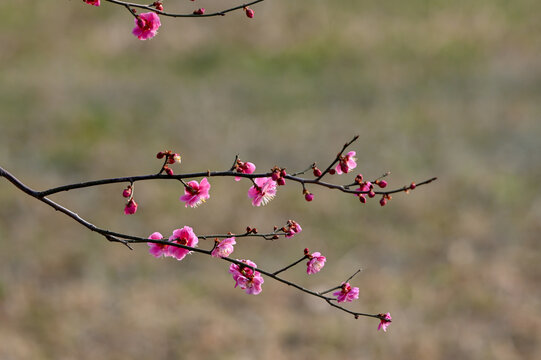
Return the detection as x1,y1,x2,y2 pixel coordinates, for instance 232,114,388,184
1,1,540,359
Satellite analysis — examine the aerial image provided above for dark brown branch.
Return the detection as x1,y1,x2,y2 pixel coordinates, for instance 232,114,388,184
273,255,308,276
105,0,266,18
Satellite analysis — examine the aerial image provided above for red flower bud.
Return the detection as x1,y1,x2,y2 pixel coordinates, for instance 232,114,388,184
410,182,416,190
305,193,314,202
193,8,205,15
380,197,387,206
359,194,366,203
313,168,322,177
277,177,286,186
156,151,165,159
377,180,388,188
122,187,132,198
245,8,255,18
329,169,336,175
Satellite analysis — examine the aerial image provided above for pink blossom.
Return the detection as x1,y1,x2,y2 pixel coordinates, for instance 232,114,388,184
180,178,211,208
378,312,392,332
335,151,357,174
333,282,359,303
285,220,302,238
124,199,138,214
147,232,169,258
132,12,161,40
235,161,256,181
248,177,277,206
306,252,326,274
193,8,205,15
168,226,198,261
229,259,264,295
211,237,236,258
83,0,100,6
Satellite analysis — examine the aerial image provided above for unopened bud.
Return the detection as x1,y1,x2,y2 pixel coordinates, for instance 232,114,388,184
377,180,388,188
329,169,336,175
380,197,387,206
359,194,366,203
156,151,165,159
165,167,174,176
305,192,314,202
193,8,205,15
410,182,416,190
313,167,322,177
277,177,286,186
304,248,310,255
368,190,376,198
245,7,254,18
122,187,132,198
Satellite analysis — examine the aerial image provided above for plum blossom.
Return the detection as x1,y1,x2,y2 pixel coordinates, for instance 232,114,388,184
83,0,100,6
147,232,169,258
335,151,357,174
132,12,161,40
211,237,236,258
333,282,359,303
124,199,138,214
248,177,277,206
235,161,256,181
306,252,326,274
378,312,392,332
229,259,264,295
168,226,198,261
285,220,302,238
180,178,211,208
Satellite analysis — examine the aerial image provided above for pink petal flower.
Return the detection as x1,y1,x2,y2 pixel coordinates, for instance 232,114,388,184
333,282,359,303
229,259,264,295
132,12,161,40
306,252,326,274
285,220,302,238
335,151,357,174
147,232,168,258
168,226,198,261
248,177,277,206
378,312,392,332
83,0,100,6
124,199,138,214
180,178,211,208
235,161,256,181
211,237,236,258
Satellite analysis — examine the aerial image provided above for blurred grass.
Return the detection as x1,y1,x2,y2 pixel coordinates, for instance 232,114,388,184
1,0,541,359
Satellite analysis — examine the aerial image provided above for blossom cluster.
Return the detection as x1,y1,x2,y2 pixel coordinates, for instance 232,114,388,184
147,226,198,261
112,140,414,331
82,0,256,41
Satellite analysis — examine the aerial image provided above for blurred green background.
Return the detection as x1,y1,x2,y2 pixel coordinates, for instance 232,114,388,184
1,0,540,359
